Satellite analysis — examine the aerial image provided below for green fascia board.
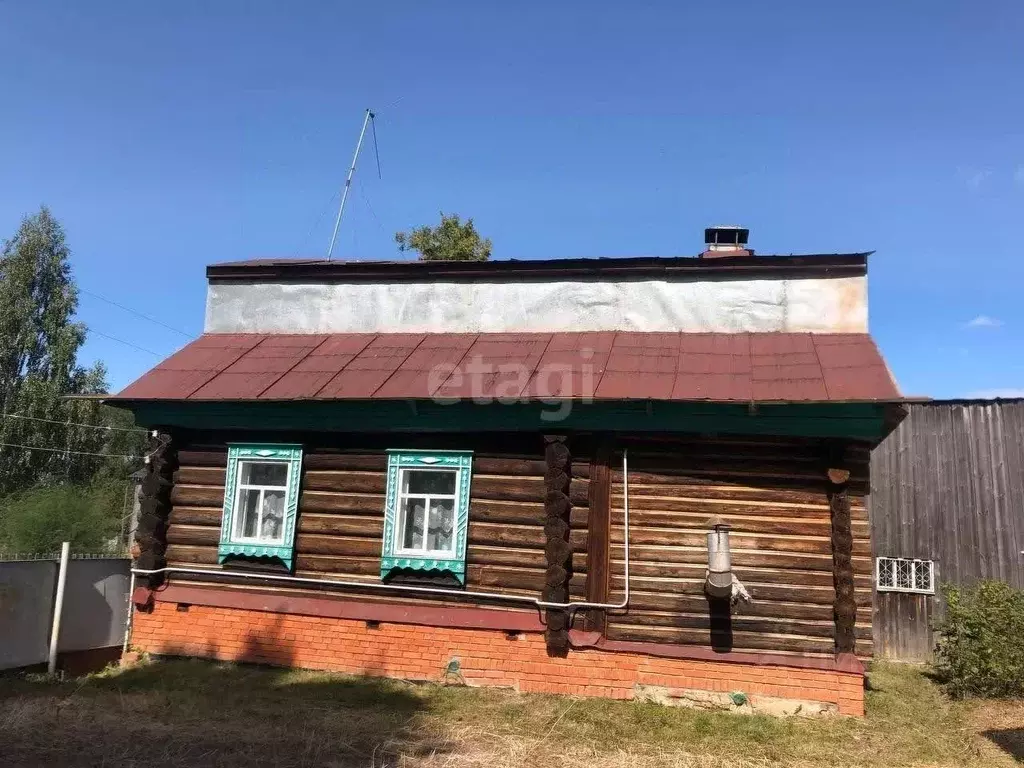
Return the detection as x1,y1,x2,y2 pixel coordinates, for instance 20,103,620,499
121,399,890,440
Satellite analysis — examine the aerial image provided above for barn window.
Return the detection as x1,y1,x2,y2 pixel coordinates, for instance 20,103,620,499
876,557,934,594
381,450,473,584
218,444,303,571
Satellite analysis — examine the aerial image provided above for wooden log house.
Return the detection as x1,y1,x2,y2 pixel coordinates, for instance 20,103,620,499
111,231,904,716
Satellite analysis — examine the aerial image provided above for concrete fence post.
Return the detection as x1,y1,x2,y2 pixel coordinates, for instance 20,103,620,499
46,541,71,675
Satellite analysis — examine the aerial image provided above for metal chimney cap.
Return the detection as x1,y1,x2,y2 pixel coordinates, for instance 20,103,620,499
704,226,749,246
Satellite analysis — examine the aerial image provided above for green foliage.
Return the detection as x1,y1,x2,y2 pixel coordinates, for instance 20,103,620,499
394,212,492,261
0,484,124,554
0,207,144,497
935,580,1024,699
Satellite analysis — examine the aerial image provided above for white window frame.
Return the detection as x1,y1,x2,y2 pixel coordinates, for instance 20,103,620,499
394,466,460,557
230,459,292,546
876,556,935,594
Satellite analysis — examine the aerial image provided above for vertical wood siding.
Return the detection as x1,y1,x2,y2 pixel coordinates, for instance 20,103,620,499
869,400,1024,660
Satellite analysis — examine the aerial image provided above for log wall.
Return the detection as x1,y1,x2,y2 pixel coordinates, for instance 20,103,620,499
153,430,874,660
163,434,590,610
603,436,874,658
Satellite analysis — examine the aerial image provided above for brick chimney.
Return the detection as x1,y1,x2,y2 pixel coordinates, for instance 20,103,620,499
701,226,751,258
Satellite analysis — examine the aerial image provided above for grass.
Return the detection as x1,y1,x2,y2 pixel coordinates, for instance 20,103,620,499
1,658,1021,767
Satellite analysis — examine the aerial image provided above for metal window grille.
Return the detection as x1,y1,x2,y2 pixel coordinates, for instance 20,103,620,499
876,557,934,594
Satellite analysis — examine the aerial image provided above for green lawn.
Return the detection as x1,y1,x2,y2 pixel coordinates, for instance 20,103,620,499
1,658,1021,767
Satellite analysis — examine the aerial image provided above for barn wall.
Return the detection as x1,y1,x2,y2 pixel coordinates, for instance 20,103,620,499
869,400,1024,661
603,436,873,658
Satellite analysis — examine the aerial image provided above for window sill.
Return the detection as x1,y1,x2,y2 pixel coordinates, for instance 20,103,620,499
218,543,294,572
380,556,466,585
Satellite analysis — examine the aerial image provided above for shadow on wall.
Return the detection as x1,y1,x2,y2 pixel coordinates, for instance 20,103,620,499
707,596,733,653
239,613,296,670
1,657,447,768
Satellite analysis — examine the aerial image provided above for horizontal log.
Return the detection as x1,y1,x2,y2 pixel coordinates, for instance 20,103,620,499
619,591,835,620
618,560,871,590
616,510,870,541
610,576,849,606
172,484,226,508
176,450,228,467
609,545,873,576
466,522,586,552
624,474,867,497
303,470,385,494
170,506,222,526
296,534,381,557
615,493,870,524
613,492,825,517
467,546,546,570
468,499,546,526
469,522,543,549
610,528,870,556
302,453,385,471
166,524,220,547
298,514,383,538
612,480,824,505
621,446,870,473
300,491,384,515
174,466,225,486
618,511,834,538
166,544,219,566
604,623,834,655
294,554,379,575
296,555,379,577
616,461,827,483
612,611,872,640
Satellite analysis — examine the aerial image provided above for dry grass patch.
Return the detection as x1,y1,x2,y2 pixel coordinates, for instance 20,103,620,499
0,658,1020,767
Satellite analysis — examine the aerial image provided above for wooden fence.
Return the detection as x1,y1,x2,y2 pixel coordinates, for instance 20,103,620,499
868,399,1024,661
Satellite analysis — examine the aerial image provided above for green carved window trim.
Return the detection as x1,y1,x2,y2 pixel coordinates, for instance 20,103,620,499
218,444,303,571
381,450,473,584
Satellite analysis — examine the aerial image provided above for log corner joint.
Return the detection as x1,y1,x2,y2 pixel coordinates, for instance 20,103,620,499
542,434,572,656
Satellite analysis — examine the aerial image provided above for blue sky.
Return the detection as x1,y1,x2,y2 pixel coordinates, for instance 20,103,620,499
1,1,1022,398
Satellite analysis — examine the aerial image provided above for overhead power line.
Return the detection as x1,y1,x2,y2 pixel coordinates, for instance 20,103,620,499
0,441,140,460
1,412,148,434
88,329,164,357
80,288,194,339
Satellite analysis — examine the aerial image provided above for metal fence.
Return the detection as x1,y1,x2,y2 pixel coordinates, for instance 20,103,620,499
0,553,130,671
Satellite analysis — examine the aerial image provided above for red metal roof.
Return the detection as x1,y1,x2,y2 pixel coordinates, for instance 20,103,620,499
114,332,901,403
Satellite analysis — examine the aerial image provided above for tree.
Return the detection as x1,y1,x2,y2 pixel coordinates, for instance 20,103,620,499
394,212,492,261
0,485,122,554
0,208,141,497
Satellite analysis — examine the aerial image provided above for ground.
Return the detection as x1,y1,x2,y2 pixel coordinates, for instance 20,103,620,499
1,659,1021,767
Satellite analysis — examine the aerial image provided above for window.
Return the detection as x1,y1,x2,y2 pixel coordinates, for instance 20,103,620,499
381,450,472,584
218,444,303,570
876,557,935,594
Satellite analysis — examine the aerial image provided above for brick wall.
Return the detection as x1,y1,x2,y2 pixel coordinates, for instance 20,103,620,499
130,601,864,716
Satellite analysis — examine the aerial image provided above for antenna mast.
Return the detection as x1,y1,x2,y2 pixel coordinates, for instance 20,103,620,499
327,108,375,260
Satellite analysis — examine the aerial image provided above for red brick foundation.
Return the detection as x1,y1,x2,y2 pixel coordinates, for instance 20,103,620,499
130,601,864,716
